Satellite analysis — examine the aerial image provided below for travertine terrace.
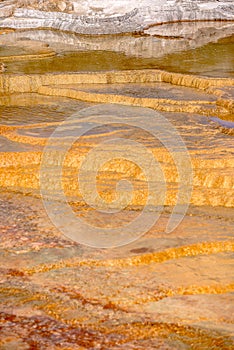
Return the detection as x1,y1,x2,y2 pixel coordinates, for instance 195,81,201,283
0,1,233,349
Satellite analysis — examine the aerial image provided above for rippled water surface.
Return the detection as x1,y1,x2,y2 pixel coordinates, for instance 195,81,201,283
0,94,94,125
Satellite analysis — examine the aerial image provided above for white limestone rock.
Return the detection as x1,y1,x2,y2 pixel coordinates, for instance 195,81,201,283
0,0,233,34
1,21,233,59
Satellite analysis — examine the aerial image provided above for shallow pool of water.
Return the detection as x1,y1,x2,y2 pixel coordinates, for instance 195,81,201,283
0,45,30,57
4,35,234,78
0,94,94,125
154,35,234,78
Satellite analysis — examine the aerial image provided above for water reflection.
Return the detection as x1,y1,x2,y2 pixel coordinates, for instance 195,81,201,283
2,34,233,77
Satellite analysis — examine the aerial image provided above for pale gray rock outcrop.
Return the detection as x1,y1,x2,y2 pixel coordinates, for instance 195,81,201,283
0,0,233,35
0,22,233,59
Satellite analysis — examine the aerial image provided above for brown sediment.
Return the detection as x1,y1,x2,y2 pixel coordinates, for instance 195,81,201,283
0,283,233,347
0,309,232,350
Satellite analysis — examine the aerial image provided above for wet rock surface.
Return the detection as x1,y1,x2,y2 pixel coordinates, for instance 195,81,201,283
0,191,233,349
0,91,233,347
0,21,233,350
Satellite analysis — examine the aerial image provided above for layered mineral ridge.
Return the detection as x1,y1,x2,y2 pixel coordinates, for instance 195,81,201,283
0,1,234,349
0,0,234,34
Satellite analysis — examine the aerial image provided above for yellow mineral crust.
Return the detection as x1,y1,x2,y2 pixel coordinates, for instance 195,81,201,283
0,38,233,350
0,69,233,93
21,241,234,275
0,122,233,207
0,69,233,119
38,85,222,117
0,69,233,218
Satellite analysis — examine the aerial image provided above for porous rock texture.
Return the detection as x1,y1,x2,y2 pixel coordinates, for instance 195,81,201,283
0,0,233,34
